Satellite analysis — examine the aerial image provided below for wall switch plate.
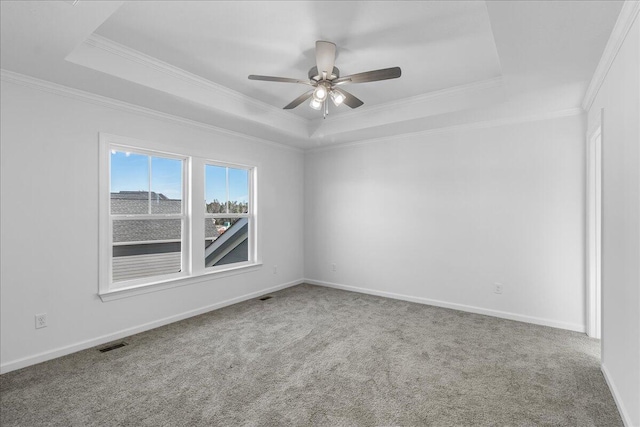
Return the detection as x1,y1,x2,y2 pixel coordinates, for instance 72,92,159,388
331,263,336,272
35,313,47,329
494,284,503,294
273,265,278,274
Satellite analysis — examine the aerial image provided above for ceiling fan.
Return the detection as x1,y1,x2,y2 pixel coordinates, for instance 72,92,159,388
248,41,401,118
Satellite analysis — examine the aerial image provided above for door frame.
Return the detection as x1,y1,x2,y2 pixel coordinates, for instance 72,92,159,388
586,114,603,339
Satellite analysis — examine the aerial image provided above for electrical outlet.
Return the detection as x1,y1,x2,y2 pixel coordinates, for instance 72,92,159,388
35,313,47,329
331,263,336,272
273,265,278,274
494,283,503,294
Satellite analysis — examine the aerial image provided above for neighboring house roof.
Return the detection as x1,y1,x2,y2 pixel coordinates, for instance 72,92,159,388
111,191,218,242
205,217,249,267
110,191,247,282
113,218,182,243
112,191,170,200
111,191,181,215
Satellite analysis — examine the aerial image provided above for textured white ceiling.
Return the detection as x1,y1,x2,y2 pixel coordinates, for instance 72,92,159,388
0,1,625,149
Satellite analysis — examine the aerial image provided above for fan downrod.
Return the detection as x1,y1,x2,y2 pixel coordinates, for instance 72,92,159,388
308,66,340,82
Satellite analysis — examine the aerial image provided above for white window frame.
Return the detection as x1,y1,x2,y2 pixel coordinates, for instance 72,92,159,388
203,161,257,273
108,146,189,288
99,133,261,301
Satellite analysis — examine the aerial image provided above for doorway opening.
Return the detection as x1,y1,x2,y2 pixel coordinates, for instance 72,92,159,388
586,125,602,339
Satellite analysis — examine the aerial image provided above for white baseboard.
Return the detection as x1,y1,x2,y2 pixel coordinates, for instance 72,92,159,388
304,278,586,333
602,363,638,427
0,279,304,374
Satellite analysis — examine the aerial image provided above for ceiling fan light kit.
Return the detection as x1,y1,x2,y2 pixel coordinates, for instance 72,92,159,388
248,40,401,118
330,89,345,106
313,84,328,102
309,98,323,110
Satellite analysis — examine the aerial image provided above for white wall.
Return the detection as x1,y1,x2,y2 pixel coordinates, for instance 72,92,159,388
305,114,586,332
588,14,640,427
0,80,305,372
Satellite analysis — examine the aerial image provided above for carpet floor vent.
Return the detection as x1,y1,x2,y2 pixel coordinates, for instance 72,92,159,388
259,296,273,301
99,342,128,353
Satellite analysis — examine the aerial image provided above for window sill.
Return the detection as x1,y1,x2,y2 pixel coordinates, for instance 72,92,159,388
99,262,263,302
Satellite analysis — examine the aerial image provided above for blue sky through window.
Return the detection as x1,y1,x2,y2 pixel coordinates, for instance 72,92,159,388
111,151,248,203
111,151,149,194
205,164,249,205
111,151,182,200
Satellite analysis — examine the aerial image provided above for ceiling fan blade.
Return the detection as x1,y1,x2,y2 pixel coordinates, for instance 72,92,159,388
315,41,336,79
334,88,364,109
283,90,314,109
333,67,401,85
248,75,312,85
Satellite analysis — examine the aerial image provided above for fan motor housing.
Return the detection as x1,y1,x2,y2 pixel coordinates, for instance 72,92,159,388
308,66,340,81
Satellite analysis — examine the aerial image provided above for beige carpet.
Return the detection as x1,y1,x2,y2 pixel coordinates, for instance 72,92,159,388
0,284,622,426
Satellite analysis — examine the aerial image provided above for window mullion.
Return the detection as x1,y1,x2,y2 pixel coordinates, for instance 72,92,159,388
111,214,183,220
148,155,152,214
225,167,229,214
190,157,205,276
100,133,259,297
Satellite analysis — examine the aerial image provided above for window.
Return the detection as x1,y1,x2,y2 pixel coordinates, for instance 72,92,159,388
99,134,259,299
110,150,186,284
205,164,250,268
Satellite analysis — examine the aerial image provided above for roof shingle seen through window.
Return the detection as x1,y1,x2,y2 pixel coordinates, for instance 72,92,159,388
111,191,181,215
111,192,218,242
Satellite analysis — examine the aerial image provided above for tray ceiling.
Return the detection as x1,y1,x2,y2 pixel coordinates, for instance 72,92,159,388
0,1,624,149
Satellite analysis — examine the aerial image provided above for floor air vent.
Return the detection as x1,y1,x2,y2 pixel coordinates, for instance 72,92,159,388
259,296,273,301
99,342,128,353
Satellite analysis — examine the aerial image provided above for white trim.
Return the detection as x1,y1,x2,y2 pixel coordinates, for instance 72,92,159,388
582,1,640,111
0,279,304,374
98,134,111,296
601,363,636,427
66,34,309,140
307,107,585,154
100,262,263,301
82,34,307,129
309,76,507,140
113,239,181,246
0,69,302,153
586,124,603,339
316,77,503,125
304,279,586,333
100,136,191,293
2,68,588,154
99,133,261,296
112,215,183,220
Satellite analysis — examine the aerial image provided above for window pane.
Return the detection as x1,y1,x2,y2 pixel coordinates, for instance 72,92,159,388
112,219,182,282
113,219,182,243
205,165,227,213
110,151,149,214
150,157,182,214
228,168,249,214
205,217,248,268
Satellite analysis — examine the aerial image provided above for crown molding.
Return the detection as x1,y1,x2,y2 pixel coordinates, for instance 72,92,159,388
310,76,506,139
0,69,585,155
319,76,503,126
83,34,307,128
582,0,640,111
307,107,584,154
0,69,303,153
66,34,310,139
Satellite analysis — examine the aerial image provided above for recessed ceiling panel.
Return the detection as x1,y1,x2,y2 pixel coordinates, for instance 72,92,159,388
94,1,502,118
